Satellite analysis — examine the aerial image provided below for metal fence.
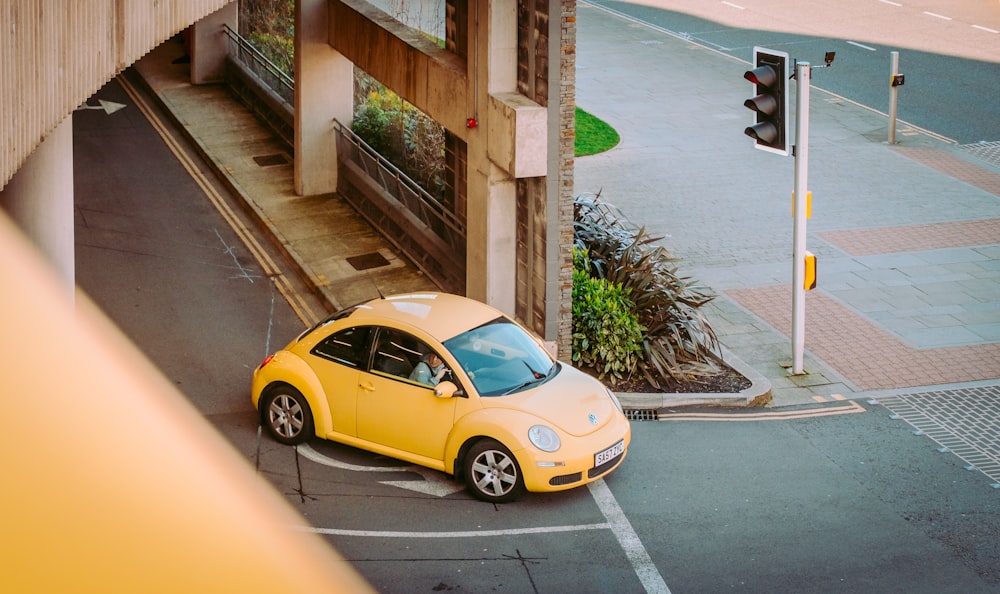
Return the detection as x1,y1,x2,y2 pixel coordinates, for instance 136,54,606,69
219,26,465,291
223,25,293,104
223,25,294,148
334,120,466,293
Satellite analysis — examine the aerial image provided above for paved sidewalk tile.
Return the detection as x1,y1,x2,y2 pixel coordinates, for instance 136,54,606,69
728,285,1000,391
819,219,1000,256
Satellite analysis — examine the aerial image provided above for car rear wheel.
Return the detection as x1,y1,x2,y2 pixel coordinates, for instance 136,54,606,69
464,439,525,503
262,384,313,445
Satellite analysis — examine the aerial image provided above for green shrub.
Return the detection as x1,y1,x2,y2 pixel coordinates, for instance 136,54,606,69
574,192,722,388
352,97,393,155
572,250,645,385
248,32,293,75
352,79,446,198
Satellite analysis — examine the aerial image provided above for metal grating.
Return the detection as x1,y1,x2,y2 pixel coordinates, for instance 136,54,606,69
873,385,1000,488
253,153,288,167
625,409,659,421
959,141,1000,170
346,252,391,271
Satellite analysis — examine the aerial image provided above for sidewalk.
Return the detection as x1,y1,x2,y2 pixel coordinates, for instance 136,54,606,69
133,6,1000,409
574,3,1000,406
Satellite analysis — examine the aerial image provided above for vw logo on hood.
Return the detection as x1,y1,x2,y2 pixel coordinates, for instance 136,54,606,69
588,413,598,425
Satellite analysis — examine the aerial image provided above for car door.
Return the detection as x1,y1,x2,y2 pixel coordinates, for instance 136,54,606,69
309,325,373,438
356,328,458,463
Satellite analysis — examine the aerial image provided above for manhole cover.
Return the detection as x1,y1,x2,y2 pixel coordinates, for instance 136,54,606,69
346,252,390,271
253,153,288,167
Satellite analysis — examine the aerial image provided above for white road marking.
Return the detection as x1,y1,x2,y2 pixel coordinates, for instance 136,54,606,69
303,523,611,538
847,40,877,51
878,0,902,6
721,1,745,9
298,444,669,590
214,227,258,283
297,443,465,497
972,24,999,34
923,11,952,21
588,479,672,593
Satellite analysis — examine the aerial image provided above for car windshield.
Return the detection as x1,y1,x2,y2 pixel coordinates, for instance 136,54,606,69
442,317,557,396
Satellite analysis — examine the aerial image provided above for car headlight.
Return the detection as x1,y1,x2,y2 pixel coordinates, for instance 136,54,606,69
528,425,561,452
607,388,624,414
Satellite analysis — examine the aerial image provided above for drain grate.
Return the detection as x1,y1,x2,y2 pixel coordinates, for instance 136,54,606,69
346,252,391,271
625,409,659,421
253,153,288,167
958,141,1000,169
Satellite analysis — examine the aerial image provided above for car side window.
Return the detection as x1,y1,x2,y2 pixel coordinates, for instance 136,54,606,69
371,328,423,380
311,326,372,368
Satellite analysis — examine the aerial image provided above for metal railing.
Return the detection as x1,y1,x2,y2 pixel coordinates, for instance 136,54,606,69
334,120,466,293
223,25,293,104
217,27,465,291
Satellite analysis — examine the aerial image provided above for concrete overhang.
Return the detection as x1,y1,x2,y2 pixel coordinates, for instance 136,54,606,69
487,92,548,179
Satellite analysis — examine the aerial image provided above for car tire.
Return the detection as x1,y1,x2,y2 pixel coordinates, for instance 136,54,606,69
464,439,525,503
262,384,313,445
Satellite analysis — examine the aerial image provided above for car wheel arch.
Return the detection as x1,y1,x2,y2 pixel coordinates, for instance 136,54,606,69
259,379,332,438
460,437,527,503
259,383,315,445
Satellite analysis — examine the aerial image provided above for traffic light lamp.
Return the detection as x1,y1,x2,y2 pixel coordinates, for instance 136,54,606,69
744,47,789,156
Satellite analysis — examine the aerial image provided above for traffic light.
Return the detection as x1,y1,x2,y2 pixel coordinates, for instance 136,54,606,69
744,47,790,156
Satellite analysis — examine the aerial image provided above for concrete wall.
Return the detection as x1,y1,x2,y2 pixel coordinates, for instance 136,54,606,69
1,0,233,188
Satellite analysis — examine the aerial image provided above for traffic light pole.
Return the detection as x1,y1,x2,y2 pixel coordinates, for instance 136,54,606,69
791,61,810,375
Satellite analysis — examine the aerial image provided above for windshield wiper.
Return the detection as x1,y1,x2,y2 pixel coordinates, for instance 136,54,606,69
501,361,552,395
523,360,547,379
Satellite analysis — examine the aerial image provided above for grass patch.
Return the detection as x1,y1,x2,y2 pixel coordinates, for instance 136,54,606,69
575,107,620,157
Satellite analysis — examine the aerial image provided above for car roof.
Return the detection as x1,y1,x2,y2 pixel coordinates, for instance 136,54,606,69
345,293,504,342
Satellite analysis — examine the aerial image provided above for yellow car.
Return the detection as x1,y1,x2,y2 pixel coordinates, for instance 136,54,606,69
252,292,631,503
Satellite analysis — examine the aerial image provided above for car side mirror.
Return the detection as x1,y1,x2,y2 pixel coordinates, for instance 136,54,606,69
434,380,459,398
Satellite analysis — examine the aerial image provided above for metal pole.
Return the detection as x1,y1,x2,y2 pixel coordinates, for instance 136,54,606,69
888,51,899,144
791,62,810,375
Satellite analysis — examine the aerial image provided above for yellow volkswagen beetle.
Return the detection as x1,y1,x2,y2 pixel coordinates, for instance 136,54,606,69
252,293,631,503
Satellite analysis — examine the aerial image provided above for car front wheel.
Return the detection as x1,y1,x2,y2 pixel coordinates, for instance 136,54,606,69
262,384,313,445
464,439,525,503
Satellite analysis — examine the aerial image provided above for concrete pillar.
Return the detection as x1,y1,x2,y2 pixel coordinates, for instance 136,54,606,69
190,2,237,85
465,0,518,313
0,117,75,295
295,0,353,196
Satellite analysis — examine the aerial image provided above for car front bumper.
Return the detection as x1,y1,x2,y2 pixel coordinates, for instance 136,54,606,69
517,421,631,493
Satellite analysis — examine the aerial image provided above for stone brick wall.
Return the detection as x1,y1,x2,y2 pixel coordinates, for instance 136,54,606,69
556,0,576,359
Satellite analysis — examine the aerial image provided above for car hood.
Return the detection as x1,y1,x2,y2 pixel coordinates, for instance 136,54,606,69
500,365,620,437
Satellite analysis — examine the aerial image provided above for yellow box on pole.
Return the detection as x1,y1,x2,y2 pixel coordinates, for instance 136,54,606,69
804,251,817,290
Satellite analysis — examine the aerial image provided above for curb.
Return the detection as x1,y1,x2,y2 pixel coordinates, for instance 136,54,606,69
617,346,772,410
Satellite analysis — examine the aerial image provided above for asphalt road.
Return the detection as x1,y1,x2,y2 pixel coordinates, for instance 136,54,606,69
71,72,1000,593
590,0,1000,144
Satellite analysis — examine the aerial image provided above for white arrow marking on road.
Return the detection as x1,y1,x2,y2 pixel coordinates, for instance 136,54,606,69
297,443,465,497
76,99,127,115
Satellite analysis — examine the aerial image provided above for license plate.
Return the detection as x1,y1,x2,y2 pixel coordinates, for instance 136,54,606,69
594,439,625,467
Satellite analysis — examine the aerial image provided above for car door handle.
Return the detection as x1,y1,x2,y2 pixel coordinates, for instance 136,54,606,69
359,381,375,392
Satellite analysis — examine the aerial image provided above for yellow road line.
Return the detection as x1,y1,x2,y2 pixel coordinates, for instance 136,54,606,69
658,400,867,421
117,75,319,328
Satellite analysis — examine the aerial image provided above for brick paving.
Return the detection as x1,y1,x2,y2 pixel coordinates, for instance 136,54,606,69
875,384,1000,487
726,143,1000,390
728,285,1000,391
895,145,1000,196
818,219,1000,256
